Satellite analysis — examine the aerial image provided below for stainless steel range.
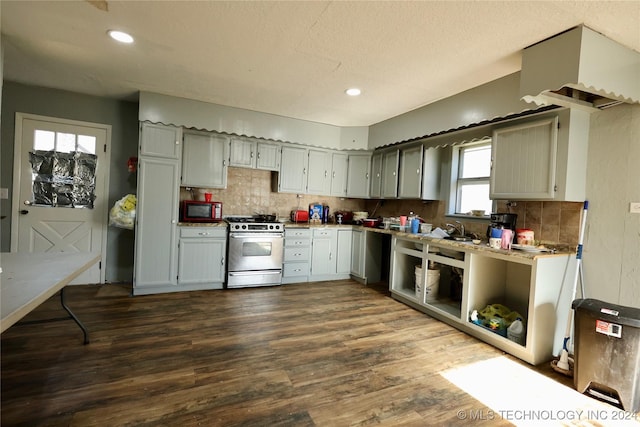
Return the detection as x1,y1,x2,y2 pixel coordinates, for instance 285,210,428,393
226,216,284,288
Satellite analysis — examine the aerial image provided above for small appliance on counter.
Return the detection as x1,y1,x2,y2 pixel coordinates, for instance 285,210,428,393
486,213,517,241
334,211,353,224
181,200,223,222
290,210,309,223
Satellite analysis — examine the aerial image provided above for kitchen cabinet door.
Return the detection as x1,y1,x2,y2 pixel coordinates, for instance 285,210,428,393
351,229,364,277
256,141,280,171
330,153,348,197
398,144,423,198
139,122,182,159
490,117,558,200
336,229,353,275
346,153,371,198
229,137,256,168
370,152,383,198
307,149,332,195
421,147,442,200
181,131,229,188
134,156,180,293
178,238,226,286
381,149,399,198
278,146,309,193
310,228,337,278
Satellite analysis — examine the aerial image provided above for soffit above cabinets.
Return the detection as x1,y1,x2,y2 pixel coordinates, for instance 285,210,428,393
520,25,640,113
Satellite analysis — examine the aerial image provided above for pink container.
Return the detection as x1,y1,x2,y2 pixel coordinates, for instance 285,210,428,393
501,229,513,250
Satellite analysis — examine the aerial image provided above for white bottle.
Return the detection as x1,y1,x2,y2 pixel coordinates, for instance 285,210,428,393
507,319,525,345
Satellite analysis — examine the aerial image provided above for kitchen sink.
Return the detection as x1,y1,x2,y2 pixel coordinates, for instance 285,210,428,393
435,247,465,260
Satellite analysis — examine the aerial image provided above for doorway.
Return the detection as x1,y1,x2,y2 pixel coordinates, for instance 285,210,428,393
11,113,111,284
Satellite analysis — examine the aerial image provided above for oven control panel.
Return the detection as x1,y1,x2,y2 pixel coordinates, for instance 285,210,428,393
229,223,283,232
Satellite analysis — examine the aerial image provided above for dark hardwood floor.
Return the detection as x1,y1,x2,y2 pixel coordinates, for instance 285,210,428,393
0,280,606,426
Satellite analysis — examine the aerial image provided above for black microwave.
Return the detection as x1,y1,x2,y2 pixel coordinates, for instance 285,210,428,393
181,200,223,222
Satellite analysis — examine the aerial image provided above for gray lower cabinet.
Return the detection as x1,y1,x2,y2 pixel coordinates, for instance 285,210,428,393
134,124,182,295
310,228,352,281
282,228,311,284
177,227,226,289
350,229,382,284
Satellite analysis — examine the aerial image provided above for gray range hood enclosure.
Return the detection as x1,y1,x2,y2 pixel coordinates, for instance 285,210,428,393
520,25,640,112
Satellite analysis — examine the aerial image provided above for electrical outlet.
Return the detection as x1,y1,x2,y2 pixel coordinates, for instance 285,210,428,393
0,188,8,199
630,202,640,214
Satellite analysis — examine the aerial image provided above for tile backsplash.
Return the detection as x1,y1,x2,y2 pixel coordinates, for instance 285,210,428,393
366,199,582,246
183,167,581,246
180,167,366,220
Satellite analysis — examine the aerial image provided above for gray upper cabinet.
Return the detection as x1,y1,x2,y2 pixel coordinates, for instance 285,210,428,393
330,152,348,197
229,137,281,171
490,117,559,200
229,137,255,168
307,149,332,195
421,147,442,200
369,152,383,198
256,141,281,171
346,153,371,198
139,122,181,159
398,144,423,198
181,131,229,188
381,149,399,198
278,145,309,193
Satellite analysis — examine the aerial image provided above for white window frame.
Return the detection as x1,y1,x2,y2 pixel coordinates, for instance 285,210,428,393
448,140,494,216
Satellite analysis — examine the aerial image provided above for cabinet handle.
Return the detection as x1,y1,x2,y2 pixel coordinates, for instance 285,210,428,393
257,152,261,160
251,151,254,158
417,169,420,174
221,257,225,265
329,252,332,260
392,171,396,176
171,220,176,224
175,140,180,145
294,268,301,272
303,168,306,175
198,232,210,236
366,173,369,179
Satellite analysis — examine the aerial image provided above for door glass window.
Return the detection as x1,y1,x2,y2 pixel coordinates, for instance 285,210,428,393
28,129,98,208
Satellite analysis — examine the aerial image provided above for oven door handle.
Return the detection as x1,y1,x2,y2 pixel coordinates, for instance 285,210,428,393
229,233,283,239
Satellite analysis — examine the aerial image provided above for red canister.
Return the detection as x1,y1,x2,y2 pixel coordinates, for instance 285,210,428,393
516,229,535,246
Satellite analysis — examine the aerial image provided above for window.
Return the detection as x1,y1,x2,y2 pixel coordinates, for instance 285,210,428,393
29,130,98,208
451,141,493,215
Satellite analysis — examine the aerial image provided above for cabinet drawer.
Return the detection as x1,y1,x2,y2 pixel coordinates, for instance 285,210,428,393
283,262,309,277
285,238,310,247
284,246,310,262
312,228,335,238
285,228,311,239
179,227,227,238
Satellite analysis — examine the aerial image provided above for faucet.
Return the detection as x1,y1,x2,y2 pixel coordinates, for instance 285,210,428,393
445,221,465,237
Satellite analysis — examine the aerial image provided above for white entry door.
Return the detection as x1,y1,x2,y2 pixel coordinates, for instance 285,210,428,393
11,113,111,284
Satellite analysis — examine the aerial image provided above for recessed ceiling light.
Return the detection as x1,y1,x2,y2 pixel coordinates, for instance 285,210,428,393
108,30,134,44
345,88,361,96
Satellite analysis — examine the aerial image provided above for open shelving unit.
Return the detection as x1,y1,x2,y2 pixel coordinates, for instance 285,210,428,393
389,234,576,365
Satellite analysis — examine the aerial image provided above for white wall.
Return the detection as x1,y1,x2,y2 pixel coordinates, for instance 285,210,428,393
584,104,640,307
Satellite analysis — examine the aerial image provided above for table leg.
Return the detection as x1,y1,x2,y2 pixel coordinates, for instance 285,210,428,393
60,287,90,344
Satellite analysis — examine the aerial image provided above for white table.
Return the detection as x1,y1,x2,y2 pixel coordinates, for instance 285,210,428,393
1,252,100,343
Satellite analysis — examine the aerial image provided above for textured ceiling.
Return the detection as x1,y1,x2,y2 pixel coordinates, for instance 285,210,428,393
2,1,639,127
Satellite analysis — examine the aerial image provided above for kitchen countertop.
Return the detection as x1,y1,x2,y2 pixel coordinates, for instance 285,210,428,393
285,222,575,259
178,222,227,227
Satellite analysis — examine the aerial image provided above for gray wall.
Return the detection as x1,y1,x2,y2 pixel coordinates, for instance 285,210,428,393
1,81,139,282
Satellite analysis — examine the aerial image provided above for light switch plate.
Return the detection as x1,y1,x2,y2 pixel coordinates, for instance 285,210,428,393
0,188,8,199
630,202,640,214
